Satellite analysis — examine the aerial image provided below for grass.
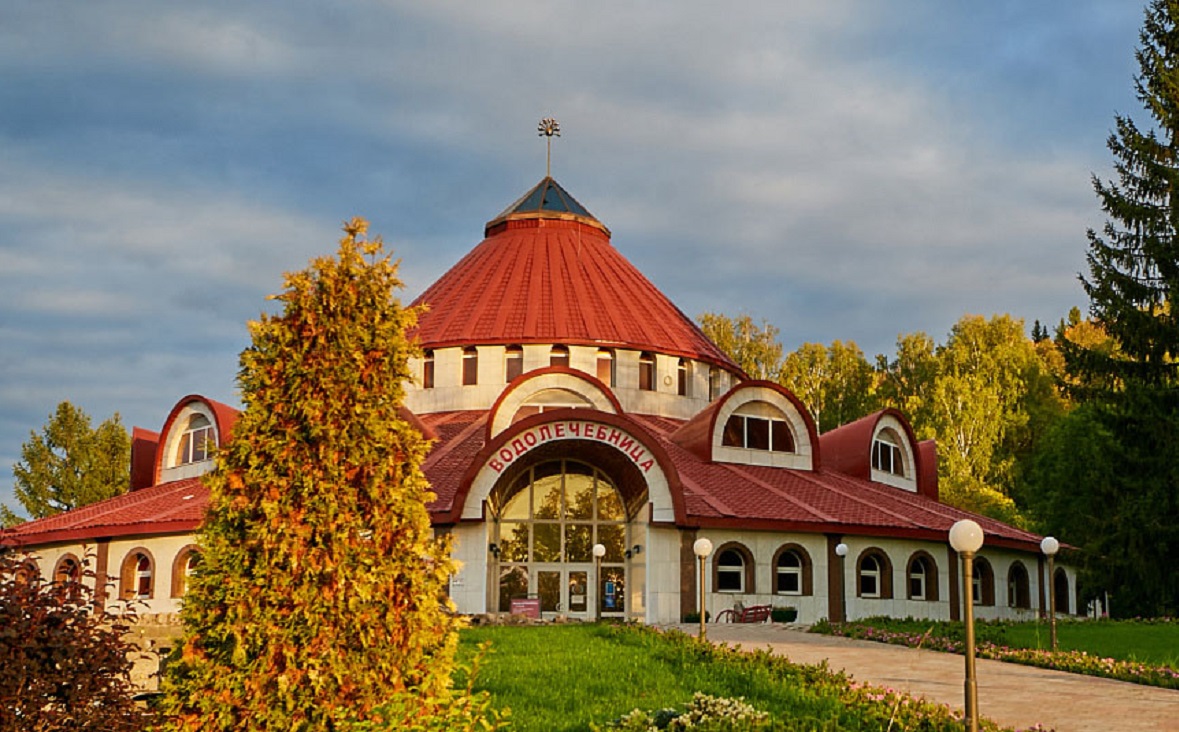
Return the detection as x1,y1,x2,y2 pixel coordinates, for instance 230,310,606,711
993,619,1179,667
458,623,1017,732
822,616,1179,668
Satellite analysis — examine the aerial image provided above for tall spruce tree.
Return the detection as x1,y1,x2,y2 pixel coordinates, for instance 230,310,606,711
1029,0,1179,615
1072,0,1179,385
159,219,459,730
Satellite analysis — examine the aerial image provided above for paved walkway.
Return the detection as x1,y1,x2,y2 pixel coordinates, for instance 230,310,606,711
674,623,1178,732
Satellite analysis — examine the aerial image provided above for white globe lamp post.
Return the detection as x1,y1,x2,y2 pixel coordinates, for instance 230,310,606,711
949,519,984,732
1041,536,1060,651
592,543,606,622
693,538,714,641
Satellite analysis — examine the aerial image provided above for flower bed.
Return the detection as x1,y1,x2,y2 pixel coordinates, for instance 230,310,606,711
811,619,1179,690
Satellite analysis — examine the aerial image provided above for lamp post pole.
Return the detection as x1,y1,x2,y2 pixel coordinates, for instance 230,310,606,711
834,542,849,623
1041,536,1060,652
693,538,714,641
592,543,606,622
950,519,984,732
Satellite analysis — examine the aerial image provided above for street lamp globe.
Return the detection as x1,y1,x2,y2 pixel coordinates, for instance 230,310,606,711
835,542,849,558
693,537,714,558
1040,536,1059,556
592,543,607,558
949,519,984,554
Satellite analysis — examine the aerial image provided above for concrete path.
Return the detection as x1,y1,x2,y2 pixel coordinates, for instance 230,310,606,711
675,623,1178,732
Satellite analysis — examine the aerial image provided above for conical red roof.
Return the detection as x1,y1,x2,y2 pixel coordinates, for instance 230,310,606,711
409,178,739,369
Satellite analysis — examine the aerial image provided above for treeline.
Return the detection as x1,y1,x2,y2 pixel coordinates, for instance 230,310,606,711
698,310,1096,529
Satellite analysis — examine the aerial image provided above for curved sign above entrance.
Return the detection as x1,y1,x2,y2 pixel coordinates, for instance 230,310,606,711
458,412,681,524
486,419,657,475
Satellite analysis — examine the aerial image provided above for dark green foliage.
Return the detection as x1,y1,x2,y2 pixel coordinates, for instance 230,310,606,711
1026,384,1179,616
159,219,461,730
1070,0,1179,386
2,401,131,527
0,552,150,731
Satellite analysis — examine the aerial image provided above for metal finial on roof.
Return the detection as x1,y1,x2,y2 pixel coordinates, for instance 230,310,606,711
538,117,560,177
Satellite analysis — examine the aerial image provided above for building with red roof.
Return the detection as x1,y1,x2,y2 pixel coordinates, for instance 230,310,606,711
2,174,1074,633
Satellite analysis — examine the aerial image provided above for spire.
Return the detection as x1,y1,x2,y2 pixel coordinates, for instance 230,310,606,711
538,117,560,178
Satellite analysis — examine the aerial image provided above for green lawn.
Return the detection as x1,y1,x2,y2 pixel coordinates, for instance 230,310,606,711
835,617,1179,668
984,619,1179,667
458,623,1008,732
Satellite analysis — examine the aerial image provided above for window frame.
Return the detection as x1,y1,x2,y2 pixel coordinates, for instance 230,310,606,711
906,551,939,601
505,345,524,382
856,549,893,599
638,352,656,391
772,544,813,596
712,543,754,594
462,347,478,386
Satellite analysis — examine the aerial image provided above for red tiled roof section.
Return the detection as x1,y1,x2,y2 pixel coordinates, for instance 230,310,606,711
0,478,207,546
408,199,739,370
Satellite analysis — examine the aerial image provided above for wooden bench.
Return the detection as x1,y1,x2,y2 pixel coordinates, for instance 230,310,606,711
714,604,772,624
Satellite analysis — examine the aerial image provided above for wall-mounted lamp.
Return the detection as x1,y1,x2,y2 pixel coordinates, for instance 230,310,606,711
488,543,500,558
624,544,643,559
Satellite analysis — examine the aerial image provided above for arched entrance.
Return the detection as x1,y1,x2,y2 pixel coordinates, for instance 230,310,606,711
488,458,640,619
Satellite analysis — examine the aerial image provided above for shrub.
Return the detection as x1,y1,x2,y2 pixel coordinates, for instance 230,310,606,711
770,606,797,623
0,551,152,731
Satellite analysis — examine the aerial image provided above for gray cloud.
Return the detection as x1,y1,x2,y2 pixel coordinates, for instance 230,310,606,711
0,1,1143,513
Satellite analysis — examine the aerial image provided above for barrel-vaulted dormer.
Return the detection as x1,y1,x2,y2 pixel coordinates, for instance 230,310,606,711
670,381,818,470
820,409,935,497
404,176,744,418
154,395,239,485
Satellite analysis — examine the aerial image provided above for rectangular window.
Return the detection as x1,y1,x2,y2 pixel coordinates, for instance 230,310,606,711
745,417,770,450
639,353,655,391
770,420,793,453
596,351,614,386
778,571,801,594
463,349,478,386
505,348,523,381
717,568,743,592
423,353,435,389
860,574,878,597
910,574,925,600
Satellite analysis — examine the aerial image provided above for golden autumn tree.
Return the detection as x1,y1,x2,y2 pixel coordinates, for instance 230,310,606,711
159,219,460,731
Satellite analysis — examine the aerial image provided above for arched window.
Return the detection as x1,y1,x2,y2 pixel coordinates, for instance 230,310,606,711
857,549,893,599
1008,561,1031,609
596,349,615,387
171,546,202,598
175,414,215,466
971,557,995,606
872,430,905,476
550,345,570,368
462,347,478,386
677,358,690,397
773,545,812,595
638,352,656,391
423,350,435,389
505,345,524,382
13,559,40,586
907,552,939,601
1053,567,1070,614
54,554,82,585
120,549,155,600
708,367,722,401
714,545,753,593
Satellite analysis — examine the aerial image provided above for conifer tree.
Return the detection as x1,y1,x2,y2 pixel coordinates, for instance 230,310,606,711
159,219,459,731
2,402,130,527
1071,0,1179,386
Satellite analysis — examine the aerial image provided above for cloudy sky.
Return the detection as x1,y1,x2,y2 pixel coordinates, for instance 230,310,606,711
0,1,1146,514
